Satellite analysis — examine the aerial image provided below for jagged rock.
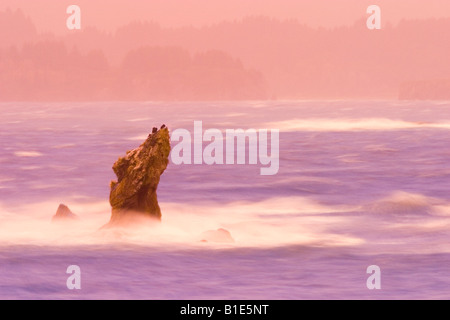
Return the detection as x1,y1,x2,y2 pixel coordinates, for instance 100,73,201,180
52,204,79,222
108,126,171,224
200,228,235,243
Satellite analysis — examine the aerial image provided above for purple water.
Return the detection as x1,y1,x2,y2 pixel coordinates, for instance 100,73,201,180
1,101,450,299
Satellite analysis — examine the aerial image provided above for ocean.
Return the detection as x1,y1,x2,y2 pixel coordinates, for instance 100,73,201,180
1,100,450,299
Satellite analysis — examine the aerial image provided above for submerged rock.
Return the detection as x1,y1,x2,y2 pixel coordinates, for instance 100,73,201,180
200,228,235,243
108,126,171,225
52,204,79,222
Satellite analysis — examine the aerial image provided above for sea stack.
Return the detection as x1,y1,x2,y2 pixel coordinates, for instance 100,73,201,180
52,204,79,222
108,125,171,224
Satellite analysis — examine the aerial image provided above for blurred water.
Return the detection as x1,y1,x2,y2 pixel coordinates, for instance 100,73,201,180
1,101,450,299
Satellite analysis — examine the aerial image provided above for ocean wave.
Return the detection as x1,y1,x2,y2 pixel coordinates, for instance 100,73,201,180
0,197,362,248
363,191,438,215
13,151,43,157
265,118,450,132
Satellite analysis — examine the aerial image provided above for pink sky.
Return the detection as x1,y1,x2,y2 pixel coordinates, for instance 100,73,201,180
2,0,450,33
2,1,450,100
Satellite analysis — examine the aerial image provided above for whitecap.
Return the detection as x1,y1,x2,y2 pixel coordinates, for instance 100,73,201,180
265,118,450,132
13,151,43,157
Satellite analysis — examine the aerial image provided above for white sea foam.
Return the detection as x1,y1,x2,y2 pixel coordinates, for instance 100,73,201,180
13,151,44,157
0,197,362,248
2,192,449,252
363,191,439,216
266,118,450,132
127,118,151,122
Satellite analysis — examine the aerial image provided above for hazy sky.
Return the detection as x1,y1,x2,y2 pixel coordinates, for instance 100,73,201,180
2,0,450,34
